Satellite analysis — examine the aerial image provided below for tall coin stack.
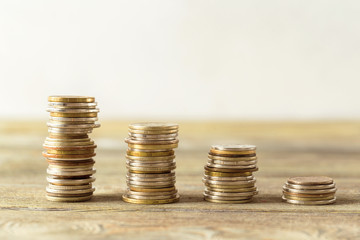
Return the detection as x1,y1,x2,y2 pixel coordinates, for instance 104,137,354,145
203,145,258,203
282,176,336,205
123,122,180,204
43,96,100,202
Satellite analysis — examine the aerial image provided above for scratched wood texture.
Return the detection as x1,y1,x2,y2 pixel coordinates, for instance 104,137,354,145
0,121,359,240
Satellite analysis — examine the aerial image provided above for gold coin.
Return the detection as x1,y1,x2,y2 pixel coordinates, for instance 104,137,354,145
283,194,335,201
46,195,93,202
204,197,253,204
42,151,96,159
46,149,95,155
210,149,256,156
287,176,334,186
205,183,255,189
129,122,178,130
48,134,89,139
282,196,336,205
204,166,258,173
204,170,253,177
48,96,95,103
205,186,257,193
48,102,97,108
122,194,179,204
127,143,178,150
43,144,96,150
205,189,257,196
127,150,174,157
126,154,175,161
203,193,254,200
50,112,98,118
44,141,94,147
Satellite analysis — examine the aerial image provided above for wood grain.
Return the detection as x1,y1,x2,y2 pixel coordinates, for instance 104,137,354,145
0,121,359,239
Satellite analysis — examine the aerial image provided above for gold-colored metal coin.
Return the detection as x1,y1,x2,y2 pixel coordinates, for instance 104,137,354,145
127,143,178,150
206,163,257,169
49,117,98,122
205,183,255,189
46,108,99,113
46,149,95,155
204,197,253,204
126,193,178,200
126,160,175,167
204,170,253,177
127,190,177,196
43,144,96,150
282,196,336,205
210,149,256,156
204,175,254,181
48,134,89,139
50,112,98,118
46,159,95,165
205,190,257,197
42,151,96,159
127,166,176,173
203,178,256,186
287,176,334,186
48,96,95,103
129,122,179,130
47,122,100,129
46,195,93,202
44,141,94,147
204,166,258,173
129,133,178,140
203,193,254,201
127,150,174,157
283,194,335,201
122,194,179,204
125,138,179,145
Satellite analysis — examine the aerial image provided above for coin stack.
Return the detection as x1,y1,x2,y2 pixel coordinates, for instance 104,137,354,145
282,176,336,205
122,122,180,204
203,145,258,203
43,96,100,202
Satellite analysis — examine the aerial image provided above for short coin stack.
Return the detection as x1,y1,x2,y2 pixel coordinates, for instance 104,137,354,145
282,176,336,205
123,122,180,204
43,95,100,202
203,144,258,203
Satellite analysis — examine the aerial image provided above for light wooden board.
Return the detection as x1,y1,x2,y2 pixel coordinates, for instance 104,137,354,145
0,121,359,240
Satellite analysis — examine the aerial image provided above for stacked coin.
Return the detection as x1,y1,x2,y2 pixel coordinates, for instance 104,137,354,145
203,144,258,203
282,176,336,205
43,96,100,202
122,122,180,204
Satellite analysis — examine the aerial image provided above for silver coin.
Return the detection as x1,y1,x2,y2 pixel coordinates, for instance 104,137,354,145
48,102,98,108
129,133,178,139
282,196,336,205
204,182,256,189
129,122,179,130
208,154,257,161
282,186,336,194
46,157,94,161
127,175,176,182
45,137,92,142
46,176,95,185
126,180,175,187
46,195,93,202
126,172,175,178
203,178,256,186
125,137,179,145
125,193,178,200
127,190,177,196
204,190,257,197
203,193,253,201
46,187,95,195
208,159,257,166
126,160,176,167
49,117,98,122
48,165,94,171
47,168,96,176
125,155,176,161
206,163,257,169
211,144,256,151
126,165,176,172
127,148,174,153
203,175,254,181
46,108,100,113
47,184,92,190
205,186,257,193
285,182,336,190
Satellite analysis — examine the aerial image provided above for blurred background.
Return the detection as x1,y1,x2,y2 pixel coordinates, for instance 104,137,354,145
0,0,359,120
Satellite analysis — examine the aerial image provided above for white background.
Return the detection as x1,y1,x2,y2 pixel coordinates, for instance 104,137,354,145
0,1,359,120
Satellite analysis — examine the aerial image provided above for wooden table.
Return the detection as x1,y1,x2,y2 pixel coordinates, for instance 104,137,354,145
0,121,359,239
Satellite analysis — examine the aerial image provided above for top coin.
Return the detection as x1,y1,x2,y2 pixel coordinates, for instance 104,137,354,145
129,122,179,130
211,144,256,151
48,96,95,103
287,176,334,186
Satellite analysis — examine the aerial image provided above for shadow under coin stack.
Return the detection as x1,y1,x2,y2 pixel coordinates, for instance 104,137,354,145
282,176,336,205
43,96,100,202
123,122,180,204
203,144,259,203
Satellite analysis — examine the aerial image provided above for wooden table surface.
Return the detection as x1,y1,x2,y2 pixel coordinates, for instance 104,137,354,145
0,121,359,240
